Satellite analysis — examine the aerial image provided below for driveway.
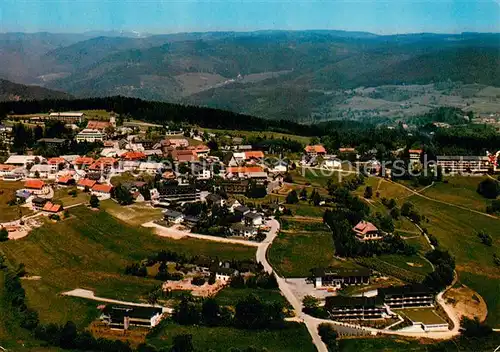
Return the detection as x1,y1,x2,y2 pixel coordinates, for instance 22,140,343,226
61,288,173,313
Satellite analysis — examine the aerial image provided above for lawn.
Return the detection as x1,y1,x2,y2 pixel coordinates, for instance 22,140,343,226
203,128,312,145
215,287,289,307
147,321,316,352
52,186,89,207
100,199,163,226
421,176,491,212
289,168,343,188
407,195,500,327
377,254,434,276
0,180,34,222
0,206,255,326
338,337,426,352
396,308,446,324
269,219,355,277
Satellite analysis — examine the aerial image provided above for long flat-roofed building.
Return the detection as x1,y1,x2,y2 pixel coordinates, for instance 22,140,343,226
311,267,371,289
379,284,434,309
437,155,490,174
325,296,387,320
49,112,85,123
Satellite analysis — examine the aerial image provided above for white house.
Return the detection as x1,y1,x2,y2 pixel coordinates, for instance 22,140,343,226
215,267,237,282
91,184,113,200
163,209,184,224
5,155,46,166
76,129,104,143
29,164,58,179
244,212,263,226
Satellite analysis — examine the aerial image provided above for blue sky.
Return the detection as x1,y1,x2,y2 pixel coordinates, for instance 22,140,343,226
0,0,499,34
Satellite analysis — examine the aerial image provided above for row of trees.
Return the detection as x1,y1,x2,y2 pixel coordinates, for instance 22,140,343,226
173,294,285,330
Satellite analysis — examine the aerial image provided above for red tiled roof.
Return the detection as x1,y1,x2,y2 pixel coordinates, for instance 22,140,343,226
162,171,176,179
86,120,111,130
74,157,95,165
409,149,423,154
42,202,62,213
353,221,378,234
0,164,16,172
121,151,146,160
244,151,265,159
77,178,96,188
305,145,327,154
339,147,356,153
227,166,264,174
24,179,46,189
57,175,74,184
92,184,113,193
47,157,66,165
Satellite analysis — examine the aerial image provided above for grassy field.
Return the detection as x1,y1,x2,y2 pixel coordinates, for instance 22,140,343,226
203,128,312,144
52,186,89,207
215,287,289,307
147,321,316,352
1,206,255,326
0,181,34,222
269,218,355,277
360,177,500,327
100,199,163,226
289,168,343,188
377,254,434,276
338,337,427,352
421,176,491,212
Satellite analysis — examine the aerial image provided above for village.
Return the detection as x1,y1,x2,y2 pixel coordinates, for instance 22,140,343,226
0,110,498,351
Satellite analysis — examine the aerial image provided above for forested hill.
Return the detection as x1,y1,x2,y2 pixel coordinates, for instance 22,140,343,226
0,79,72,102
0,96,318,136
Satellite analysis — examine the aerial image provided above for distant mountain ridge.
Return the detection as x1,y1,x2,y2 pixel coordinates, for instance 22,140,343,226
0,30,498,120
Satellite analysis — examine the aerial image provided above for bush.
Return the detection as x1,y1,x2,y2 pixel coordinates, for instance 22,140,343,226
318,323,338,351
0,227,9,242
477,179,500,199
477,231,493,246
89,195,99,208
191,276,206,286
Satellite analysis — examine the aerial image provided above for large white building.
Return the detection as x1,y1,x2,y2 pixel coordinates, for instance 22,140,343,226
76,129,104,143
49,112,85,123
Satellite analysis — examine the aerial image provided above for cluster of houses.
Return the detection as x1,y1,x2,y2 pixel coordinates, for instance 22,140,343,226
163,193,267,239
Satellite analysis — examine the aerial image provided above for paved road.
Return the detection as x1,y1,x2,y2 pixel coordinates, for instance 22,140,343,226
61,288,173,313
256,218,329,352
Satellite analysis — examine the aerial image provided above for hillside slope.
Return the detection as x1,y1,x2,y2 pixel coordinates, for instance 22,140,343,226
0,79,71,101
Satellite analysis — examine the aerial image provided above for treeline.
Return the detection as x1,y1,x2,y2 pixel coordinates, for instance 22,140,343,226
173,294,284,330
0,96,319,136
0,255,132,352
3,98,499,156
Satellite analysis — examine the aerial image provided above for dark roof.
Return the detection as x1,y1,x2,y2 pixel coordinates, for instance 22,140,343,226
311,267,371,278
378,284,433,297
32,197,47,205
183,215,200,223
231,223,256,232
103,305,163,320
244,212,262,220
215,267,237,275
325,296,383,309
38,138,67,144
206,193,222,202
163,209,183,218
234,205,250,213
